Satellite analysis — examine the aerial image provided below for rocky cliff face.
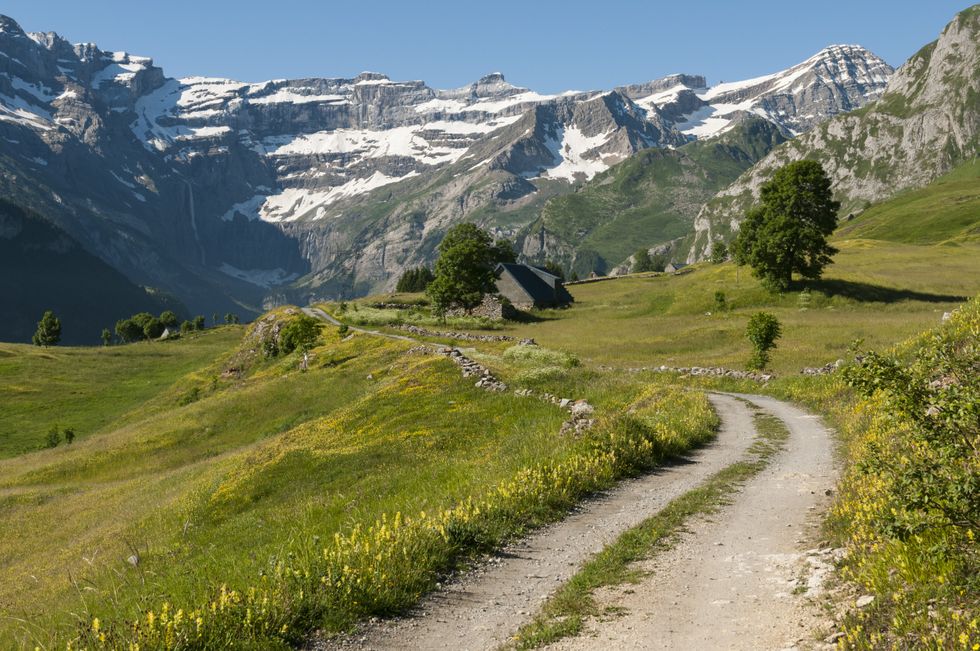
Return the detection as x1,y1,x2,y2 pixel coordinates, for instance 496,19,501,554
689,6,979,261
0,12,893,310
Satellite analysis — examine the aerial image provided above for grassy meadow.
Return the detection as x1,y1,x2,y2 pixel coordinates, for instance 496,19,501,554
0,307,717,648
0,161,977,648
0,328,242,457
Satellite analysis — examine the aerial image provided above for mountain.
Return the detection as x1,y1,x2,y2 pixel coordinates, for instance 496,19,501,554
0,199,175,344
0,13,891,312
689,5,980,260
516,117,789,275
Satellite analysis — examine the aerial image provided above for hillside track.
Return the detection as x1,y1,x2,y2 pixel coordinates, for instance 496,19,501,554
313,394,774,650
546,393,838,651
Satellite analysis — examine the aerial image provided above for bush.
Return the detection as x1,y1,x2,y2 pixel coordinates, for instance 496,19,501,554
180,320,195,334
710,242,729,264
812,298,980,648
160,310,179,327
745,312,781,369
45,426,61,448
115,318,144,343
713,291,727,312
279,315,322,354
193,315,207,330
142,317,165,340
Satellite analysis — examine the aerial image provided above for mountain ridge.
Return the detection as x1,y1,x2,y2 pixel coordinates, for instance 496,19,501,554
0,12,892,316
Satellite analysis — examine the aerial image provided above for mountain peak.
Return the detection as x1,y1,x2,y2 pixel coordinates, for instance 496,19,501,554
0,14,26,36
477,72,507,84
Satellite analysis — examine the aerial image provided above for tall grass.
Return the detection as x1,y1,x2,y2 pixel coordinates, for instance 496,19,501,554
71,385,716,649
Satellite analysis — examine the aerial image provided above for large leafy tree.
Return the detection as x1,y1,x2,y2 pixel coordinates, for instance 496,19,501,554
427,224,510,313
732,160,840,291
32,310,61,346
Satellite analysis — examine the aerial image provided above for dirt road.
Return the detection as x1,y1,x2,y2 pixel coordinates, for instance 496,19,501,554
315,393,835,650
545,393,838,650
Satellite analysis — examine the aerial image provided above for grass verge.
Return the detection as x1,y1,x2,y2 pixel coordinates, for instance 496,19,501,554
509,403,790,649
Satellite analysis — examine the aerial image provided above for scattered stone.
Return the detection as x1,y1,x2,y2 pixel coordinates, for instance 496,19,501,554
856,595,875,608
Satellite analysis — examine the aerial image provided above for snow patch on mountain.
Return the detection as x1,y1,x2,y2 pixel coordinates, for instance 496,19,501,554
218,263,299,288
536,126,613,182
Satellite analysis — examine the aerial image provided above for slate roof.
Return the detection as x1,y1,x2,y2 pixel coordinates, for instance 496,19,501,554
495,263,573,306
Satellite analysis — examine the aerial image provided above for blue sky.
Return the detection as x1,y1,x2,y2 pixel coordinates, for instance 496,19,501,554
5,1,972,91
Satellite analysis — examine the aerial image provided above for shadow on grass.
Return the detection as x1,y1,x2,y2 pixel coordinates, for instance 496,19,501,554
803,279,967,304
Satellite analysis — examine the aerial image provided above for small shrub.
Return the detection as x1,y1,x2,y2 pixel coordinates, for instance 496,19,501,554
745,312,781,370
45,426,61,448
178,386,201,406
63,428,75,444
338,324,349,336
713,291,727,312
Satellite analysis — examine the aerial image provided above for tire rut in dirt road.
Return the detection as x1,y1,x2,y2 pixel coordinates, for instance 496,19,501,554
545,393,838,651
312,394,758,651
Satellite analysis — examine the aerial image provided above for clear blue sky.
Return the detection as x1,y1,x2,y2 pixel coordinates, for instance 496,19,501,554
5,1,973,92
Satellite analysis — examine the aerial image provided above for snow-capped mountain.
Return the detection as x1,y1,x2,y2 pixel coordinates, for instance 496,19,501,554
0,12,892,315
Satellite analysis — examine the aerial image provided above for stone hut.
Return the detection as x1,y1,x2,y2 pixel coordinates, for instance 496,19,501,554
494,263,574,310
664,261,689,273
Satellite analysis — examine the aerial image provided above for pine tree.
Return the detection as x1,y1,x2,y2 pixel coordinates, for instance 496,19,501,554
32,310,61,346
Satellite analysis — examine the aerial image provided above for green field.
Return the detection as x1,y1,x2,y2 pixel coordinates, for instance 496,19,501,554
0,328,242,457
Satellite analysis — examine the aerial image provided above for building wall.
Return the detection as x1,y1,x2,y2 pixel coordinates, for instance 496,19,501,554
495,271,536,308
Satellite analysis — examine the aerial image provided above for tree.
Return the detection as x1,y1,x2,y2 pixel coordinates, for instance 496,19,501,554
224,313,240,325
115,318,143,343
543,260,565,280
710,242,729,264
63,427,75,444
732,160,840,291
143,317,165,340
193,315,206,330
32,310,62,346
180,320,195,334
396,267,435,293
45,426,61,448
745,312,782,370
633,248,654,273
490,238,517,264
159,310,178,327
212,313,219,326
280,314,322,354
101,328,112,346
426,223,500,314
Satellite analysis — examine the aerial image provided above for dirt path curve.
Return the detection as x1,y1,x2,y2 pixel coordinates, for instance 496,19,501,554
547,393,838,651
314,394,761,651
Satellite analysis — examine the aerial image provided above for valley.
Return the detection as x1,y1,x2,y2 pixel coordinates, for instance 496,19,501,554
1,4,978,650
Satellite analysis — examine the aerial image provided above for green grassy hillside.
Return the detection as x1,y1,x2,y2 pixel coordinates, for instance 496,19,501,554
0,327,242,457
836,159,980,244
0,307,717,649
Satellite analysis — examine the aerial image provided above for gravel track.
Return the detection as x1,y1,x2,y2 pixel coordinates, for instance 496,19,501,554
312,394,761,650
